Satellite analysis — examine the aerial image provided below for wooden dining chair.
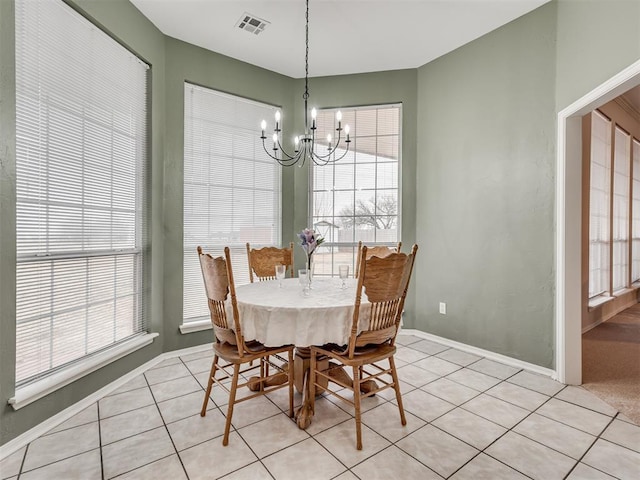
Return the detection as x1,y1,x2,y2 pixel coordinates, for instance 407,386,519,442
246,242,294,283
354,240,402,278
310,244,418,450
197,246,295,446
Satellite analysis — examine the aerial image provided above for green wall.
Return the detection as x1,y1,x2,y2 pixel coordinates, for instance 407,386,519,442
0,0,166,446
414,3,558,367
162,37,296,351
2,0,640,446
555,0,640,110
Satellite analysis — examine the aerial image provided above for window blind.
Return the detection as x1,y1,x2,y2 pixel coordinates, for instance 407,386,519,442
633,139,640,283
15,0,149,386
311,104,401,276
183,83,280,324
612,126,631,292
588,111,611,298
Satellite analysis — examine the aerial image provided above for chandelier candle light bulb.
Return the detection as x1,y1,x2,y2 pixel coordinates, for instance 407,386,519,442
259,0,351,167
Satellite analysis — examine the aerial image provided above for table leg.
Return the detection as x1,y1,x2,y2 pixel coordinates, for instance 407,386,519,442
293,348,377,430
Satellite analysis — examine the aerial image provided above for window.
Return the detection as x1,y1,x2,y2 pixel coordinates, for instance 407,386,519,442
588,108,640,303
311,104,401,275
183,83,280,326
588,111,611,298
15,0,149,386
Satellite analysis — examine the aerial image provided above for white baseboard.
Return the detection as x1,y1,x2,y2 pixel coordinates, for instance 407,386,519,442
400,328,558,380
0,343,212,461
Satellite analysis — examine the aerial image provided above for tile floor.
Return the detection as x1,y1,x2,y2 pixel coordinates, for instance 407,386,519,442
1,334,639,480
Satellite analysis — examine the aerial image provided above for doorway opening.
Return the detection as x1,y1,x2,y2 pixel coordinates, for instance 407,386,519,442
556,59,640,385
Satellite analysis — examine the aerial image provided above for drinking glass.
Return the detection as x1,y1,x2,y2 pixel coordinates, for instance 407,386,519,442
338,265,349,289
298,269,309,296
275,264,286,288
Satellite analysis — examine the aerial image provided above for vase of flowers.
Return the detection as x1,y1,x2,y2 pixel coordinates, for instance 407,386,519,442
298,227,324,288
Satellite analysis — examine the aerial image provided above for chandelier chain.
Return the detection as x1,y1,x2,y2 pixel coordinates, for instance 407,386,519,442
259,0,351,166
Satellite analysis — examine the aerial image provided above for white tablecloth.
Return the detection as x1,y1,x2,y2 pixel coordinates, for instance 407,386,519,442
231,277,367,347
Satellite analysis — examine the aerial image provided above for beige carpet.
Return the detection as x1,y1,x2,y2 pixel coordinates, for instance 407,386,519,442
582,303,640,425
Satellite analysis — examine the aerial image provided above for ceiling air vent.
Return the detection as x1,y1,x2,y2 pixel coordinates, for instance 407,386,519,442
236,13,269,35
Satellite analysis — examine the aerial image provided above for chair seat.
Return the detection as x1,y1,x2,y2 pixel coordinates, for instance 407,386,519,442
214,341,294,364
311,343,396,367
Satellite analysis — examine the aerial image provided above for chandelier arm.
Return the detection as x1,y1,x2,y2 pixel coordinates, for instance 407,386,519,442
275,138,298,160
310,140,351,164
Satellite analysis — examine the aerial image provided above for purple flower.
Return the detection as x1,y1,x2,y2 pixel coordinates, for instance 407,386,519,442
298,228,324,255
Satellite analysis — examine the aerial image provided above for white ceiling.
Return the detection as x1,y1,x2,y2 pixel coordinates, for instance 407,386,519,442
130,0,551,78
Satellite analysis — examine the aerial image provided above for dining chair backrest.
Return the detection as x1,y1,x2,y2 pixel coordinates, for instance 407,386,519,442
354,241,402,278
246,242,294,283
197,246,249,355
347,244,418,358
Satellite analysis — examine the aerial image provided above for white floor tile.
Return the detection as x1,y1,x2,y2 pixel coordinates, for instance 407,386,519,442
116,454,187,480
486,431,576,480
149,375,203,402
157,390,213,424
601,418,640,452
421,377,480,405
351,445,441,480
304,397,352,436
361,402,425,443
219,461,273,480
396,388,455,422
555,386,618,417
262,438,346,480
536,398,612,436
406,339,449,355
432,407,507,450
582,438,640,479
507,371,564,396
102,426,175,479
315,419,391,467
414,356,462,376
0,446,25,479
22,422,99,472
467,359,520,380
513,413,596,459
99,386,155,419
166,409,228,451
486,381,549,411
19,449,101,480
446,368,502,392
48,404,98,434
144,363,191,385
100,404,164,445
396,424,479,478
462,393,529,429
395,364,440,388
565,463,617,479
395,334,422,346
238,414,308,458
179,432,257,480
449,453,529,479
393,347,429,364
435,348,482,367
106,375,148,396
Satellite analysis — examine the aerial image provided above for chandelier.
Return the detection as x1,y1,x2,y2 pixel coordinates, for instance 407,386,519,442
260,0,351,167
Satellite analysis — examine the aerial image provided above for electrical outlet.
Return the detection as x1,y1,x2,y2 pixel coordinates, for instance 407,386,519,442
439,302,447,315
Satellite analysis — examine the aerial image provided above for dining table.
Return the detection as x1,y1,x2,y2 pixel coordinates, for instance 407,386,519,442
229,275,374,428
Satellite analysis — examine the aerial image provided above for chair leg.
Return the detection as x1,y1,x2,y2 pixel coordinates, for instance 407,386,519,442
389,356,406,426
352,365,363,450
223,363,240,446
201,354,218,417
288,349,294,417
309,350,317,413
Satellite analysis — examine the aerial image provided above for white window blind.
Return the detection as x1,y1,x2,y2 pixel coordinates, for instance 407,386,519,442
183,83,281,324
15,0,149,386
633,139,640,283
612,126,631,292
588,111,612,298
311,104,401,276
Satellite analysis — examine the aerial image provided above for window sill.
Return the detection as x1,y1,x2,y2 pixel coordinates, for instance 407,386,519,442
588,295,614,311
8,332,159,411
179,319,212,334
